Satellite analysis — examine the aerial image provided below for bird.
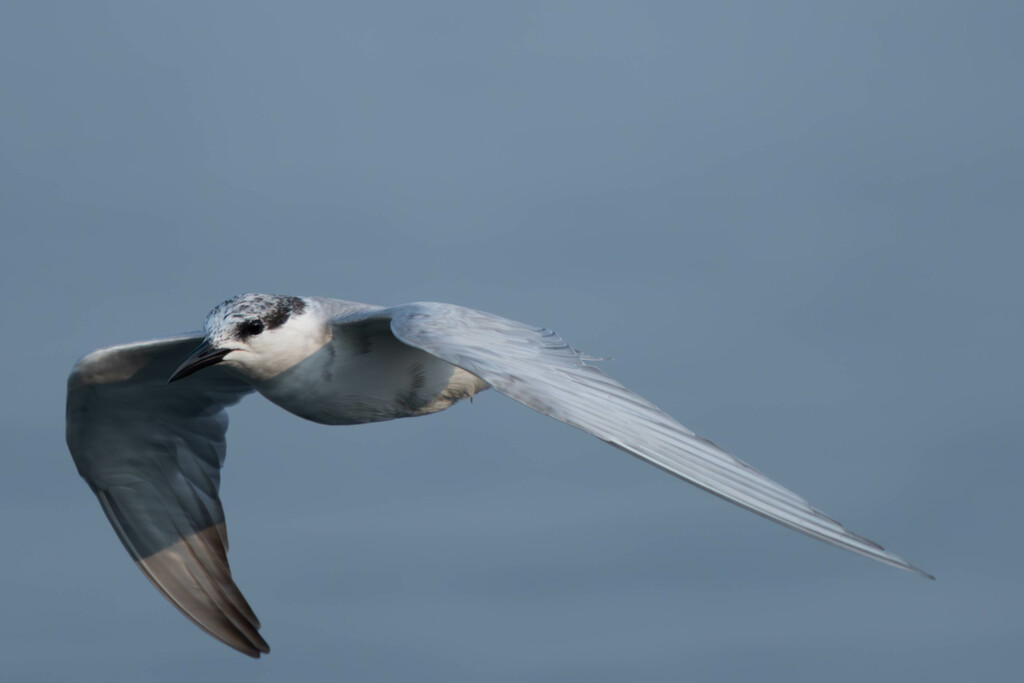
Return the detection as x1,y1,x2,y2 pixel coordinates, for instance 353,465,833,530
66,293,932,657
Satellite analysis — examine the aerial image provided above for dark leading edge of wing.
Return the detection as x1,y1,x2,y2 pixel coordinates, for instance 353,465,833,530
66,336,270,657
331,302,932,579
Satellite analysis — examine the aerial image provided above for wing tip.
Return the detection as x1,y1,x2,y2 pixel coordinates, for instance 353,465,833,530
234,636,272,658
143,526,272,656
897,560,935,581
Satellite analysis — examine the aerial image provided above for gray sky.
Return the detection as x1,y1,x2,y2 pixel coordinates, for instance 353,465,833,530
2,2,1021,681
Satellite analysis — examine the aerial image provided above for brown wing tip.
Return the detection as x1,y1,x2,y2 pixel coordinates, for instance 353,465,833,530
236,637,272,658
135,525,271,657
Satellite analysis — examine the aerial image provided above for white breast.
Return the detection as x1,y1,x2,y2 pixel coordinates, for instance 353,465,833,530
252,323,488,425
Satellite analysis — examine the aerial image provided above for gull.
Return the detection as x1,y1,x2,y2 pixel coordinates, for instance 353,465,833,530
66,293,932,657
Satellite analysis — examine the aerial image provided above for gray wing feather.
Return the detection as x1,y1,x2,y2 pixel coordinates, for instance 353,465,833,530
66,336,270,657
335,302,931,578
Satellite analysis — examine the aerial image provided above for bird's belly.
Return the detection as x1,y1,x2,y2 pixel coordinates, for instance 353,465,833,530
252,333,488,425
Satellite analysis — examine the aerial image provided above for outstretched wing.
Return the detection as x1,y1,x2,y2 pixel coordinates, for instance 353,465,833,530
66,336,270,657
332,302,931,578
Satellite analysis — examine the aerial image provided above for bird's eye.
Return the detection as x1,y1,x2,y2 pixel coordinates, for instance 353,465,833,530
240,319,264,337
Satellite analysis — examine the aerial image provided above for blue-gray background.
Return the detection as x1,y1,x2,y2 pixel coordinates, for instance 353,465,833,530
3,2,1021,681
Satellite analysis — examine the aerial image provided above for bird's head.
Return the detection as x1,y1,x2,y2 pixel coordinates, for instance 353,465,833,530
168,293,327,382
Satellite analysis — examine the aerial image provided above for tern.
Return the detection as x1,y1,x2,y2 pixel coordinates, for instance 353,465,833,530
66,293,931,657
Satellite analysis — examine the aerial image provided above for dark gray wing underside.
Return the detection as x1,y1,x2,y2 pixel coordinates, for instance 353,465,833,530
66,336,269,657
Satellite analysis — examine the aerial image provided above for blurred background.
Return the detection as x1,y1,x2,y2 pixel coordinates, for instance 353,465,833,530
2,2,1021,681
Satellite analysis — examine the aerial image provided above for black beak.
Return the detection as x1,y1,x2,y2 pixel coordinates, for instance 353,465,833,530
167,341,231,383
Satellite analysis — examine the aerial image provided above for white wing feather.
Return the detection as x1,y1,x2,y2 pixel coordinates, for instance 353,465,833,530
333,302,931,578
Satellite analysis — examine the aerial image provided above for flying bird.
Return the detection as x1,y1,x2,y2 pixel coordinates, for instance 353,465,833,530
66,294,931,657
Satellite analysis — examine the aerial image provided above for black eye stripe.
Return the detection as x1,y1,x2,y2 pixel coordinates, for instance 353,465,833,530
239,319,264,337
211,294,305,340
